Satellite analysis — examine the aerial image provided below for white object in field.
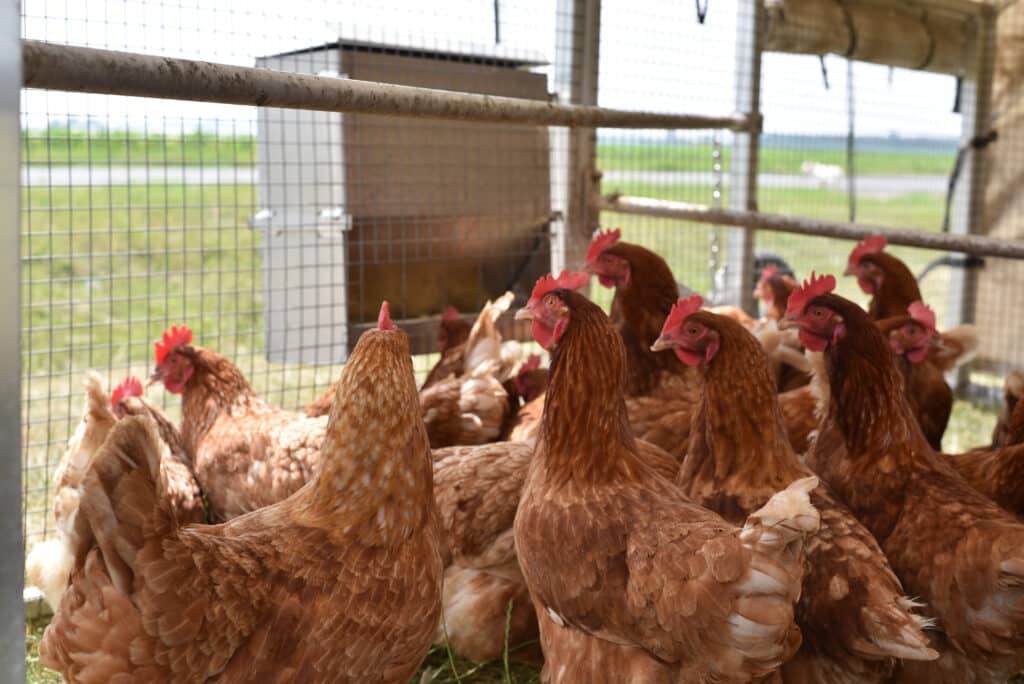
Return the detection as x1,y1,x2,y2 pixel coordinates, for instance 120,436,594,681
800,161,845,188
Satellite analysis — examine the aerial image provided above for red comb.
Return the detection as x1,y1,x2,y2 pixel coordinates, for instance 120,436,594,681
377,301,397,331
584,228,622,266
786,272,837,318
847,235,887,268
154,325,193,365
528,270,590,304
661,294,704,336
522,354,541,372
908,301,937,333
441,305,459,321
110,376,143,412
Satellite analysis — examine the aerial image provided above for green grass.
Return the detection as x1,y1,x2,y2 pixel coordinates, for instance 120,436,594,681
20,129,955,177
22,127,256,166
598,142,956,176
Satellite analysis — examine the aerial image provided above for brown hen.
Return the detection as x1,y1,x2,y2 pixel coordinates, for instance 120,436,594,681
784,274,1024,683
843,235,921,321
992,370,1024,448
655,297,936,683
582,229,701,456
513,271,820,683
150,325,328,521
40,304,443,683
26,374,203,613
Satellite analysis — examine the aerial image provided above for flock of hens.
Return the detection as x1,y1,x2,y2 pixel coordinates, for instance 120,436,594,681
26,229,1024,683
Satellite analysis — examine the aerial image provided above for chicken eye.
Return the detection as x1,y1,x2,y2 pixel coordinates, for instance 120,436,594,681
544,295,559,308
812,308,823,318
687,326,699,335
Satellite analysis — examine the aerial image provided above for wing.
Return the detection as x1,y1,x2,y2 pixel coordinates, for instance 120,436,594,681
196,410,325,520
797,491,936,664
433,441,532,565
626,395,696,460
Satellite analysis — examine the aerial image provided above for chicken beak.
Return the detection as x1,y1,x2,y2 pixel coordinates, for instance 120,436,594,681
650,335,673,352
777,317,798,331
514,307,534,321
146,368,162,387
842,265,856,276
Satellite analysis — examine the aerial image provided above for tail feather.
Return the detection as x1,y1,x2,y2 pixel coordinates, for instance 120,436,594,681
464,292,514,373
74,416,171,594
26,538,75,611
739,476,820,550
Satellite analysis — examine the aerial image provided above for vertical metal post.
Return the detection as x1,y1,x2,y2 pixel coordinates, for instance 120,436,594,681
724,0,762,312
946,9,995,332
0,0,25,679
551,0,601,275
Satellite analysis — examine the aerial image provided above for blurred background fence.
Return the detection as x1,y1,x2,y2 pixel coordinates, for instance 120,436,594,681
16,0,1024,606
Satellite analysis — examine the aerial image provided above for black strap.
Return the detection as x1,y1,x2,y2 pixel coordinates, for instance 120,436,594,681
941,130,998,233
819,56,830,90
695,0,709,24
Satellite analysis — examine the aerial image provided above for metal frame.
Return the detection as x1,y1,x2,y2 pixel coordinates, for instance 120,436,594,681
722,0,763,313
552,0,602,274
1,0,25,678
21,40,750,132
946,6,997,331
596,195,1024,260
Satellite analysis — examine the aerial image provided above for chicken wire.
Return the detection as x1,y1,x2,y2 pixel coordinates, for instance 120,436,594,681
16,0,1024,578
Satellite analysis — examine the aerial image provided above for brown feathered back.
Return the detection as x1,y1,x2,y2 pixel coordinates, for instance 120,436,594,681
859,252,921,321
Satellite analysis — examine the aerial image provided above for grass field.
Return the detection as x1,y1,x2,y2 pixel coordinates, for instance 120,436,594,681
22,128,956,176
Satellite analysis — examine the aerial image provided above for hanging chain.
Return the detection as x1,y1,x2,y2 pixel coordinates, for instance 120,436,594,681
708,132,724,299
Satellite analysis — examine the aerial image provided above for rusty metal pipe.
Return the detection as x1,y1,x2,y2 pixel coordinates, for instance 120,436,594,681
22,40,755,131
597,194,1024,260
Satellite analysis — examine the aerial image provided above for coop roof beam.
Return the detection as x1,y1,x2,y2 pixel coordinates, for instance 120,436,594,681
598,194,1024,260
761,0,985,76
21,40,753,132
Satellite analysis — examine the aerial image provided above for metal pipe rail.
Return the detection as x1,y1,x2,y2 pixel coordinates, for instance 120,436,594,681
597,194,1024,260
21,40,755,131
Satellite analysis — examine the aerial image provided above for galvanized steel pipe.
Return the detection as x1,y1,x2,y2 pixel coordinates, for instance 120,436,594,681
598,194,1024,259
21,40,754,131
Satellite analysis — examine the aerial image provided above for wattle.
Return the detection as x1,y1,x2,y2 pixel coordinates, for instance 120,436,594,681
532,320,555,350
906,346,930,364
856,277,876,294
799,330,830,352
673,347,704,367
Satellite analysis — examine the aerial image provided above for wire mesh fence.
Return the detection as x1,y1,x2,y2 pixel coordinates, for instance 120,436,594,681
17,0,1024,592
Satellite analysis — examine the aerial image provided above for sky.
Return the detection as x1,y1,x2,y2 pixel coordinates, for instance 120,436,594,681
19,0,964,139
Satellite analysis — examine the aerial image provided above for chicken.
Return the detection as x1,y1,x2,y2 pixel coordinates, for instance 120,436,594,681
876,302,953,451
754,264,797,322
843,235,921,321
111,377,205,525
991,370,1024,448
433,433,685,664
582,229,702,456
301,305,470,418
513,353,549,404
513,270,821,683
26,372,118,612
40,302,443,683
26,374,204,612
432,441,538,662
421,305,474,391
149,325,328,521
419,293,518,448
754,266,811,393
782,272,1024,683
654,296,936,682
